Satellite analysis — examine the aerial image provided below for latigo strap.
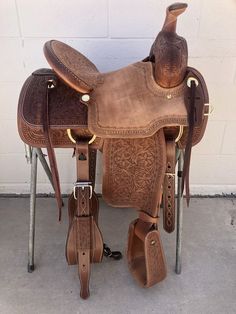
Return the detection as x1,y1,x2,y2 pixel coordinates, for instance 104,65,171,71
43,78,63,219
182,78,203,204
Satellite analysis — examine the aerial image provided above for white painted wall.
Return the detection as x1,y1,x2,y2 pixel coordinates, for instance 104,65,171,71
0,0,236,195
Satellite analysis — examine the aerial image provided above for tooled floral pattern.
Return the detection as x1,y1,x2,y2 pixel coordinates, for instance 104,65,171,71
103,131,166,214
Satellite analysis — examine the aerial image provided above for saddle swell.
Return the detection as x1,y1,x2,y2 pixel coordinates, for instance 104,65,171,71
17,2,210,299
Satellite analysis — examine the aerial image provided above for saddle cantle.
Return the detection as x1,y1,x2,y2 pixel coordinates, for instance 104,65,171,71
17,3,209,298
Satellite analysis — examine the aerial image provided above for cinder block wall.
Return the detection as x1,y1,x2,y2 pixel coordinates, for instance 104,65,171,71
0,0,235,195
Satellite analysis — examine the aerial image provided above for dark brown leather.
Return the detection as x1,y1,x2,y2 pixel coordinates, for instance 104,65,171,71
43,78,63,218
163,139,176,233
17,2,209,299
17,69,95,148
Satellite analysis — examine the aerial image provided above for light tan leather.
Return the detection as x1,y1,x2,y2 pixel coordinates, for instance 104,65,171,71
42,44,208,138
102,130,166,214
66,192,103,264
127,219,167,287
162,3,188,32
102,129,167,287
88,63,207,138
65,142,103,299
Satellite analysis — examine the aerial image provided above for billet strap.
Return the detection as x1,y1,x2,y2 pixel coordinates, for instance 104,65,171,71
127,219,167,287
163,139,176,233
43,78,63,220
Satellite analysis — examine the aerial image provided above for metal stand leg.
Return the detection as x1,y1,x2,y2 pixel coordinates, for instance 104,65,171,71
24,144,32,164
35,148,54,190
175,149,184,274
28,148,38,273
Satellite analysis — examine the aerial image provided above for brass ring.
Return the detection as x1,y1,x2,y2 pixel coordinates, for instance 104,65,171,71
175,125,184,143
67,129,96,145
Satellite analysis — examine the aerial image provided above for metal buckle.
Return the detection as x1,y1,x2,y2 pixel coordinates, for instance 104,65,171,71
73,182,93,200
204,104,214,116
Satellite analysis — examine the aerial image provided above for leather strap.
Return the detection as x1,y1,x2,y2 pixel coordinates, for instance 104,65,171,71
75,141,92,299
43,78,63,219
66,190,103,265
182,80,197,205
163,139,176,233
139,211,159,224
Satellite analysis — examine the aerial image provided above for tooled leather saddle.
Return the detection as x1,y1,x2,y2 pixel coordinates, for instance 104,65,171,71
17,3,209,299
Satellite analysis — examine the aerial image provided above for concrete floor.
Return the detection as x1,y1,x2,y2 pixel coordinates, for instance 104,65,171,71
0,197,235,314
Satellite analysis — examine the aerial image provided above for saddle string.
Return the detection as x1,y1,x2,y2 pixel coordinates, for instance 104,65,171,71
43,78,63,220
181,79,197,205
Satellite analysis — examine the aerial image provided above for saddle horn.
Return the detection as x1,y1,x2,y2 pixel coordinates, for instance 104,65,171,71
162,2,187,32
149,2,188,88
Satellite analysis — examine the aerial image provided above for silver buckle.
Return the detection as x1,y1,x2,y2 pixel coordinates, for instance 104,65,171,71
73,182,93,200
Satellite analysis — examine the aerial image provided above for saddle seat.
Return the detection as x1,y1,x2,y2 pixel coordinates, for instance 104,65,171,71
44,40,208,139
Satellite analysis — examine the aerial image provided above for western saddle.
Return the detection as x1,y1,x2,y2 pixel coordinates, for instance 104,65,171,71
18,3,209,299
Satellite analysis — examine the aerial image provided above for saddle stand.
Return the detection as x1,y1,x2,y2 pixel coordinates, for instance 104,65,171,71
18,3,209,299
